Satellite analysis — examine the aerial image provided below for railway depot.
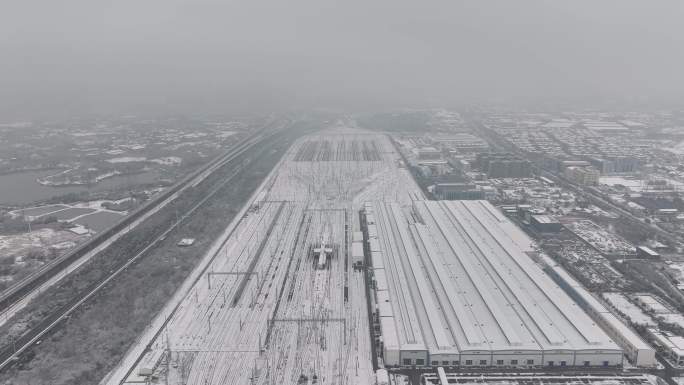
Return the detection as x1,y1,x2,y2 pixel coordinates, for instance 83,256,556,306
364,200,626,369
100,128,659,385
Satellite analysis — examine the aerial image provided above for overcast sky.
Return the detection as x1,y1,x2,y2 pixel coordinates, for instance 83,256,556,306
1,1,683,118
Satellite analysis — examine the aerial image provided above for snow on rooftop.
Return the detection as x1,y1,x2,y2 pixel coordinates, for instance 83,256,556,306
602,292,656,327
367,200,621,356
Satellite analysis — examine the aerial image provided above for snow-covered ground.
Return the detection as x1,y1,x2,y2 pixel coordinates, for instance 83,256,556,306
103,127,423,385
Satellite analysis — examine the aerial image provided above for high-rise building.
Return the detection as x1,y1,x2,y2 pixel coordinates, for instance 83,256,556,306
564,166,600,186
475,153,532,178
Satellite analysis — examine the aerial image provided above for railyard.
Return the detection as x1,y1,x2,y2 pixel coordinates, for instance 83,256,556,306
99,124,667,385
105,128,424,385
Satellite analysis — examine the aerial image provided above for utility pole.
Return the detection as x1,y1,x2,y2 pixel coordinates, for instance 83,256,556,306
165,328,170,385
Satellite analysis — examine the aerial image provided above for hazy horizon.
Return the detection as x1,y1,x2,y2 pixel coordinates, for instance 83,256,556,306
2,1,683,119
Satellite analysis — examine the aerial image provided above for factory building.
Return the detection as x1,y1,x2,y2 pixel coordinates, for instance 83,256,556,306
636,246,660,259
416,159,450,177
363,200,624,368
413,146,443,160
530,215,562,233
564,166,600,186
428,133,489,153
475,153,532,179
561,160,592,168
449,158,472,173
541,256,656,368
589,156,641,174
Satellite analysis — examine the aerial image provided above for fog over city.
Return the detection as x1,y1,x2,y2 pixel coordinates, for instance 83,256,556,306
4,2,684,385
2,0,683,118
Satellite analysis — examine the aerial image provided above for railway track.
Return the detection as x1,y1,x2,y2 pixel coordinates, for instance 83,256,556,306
0,127,269,317
101,130,393,385
0,123,286,372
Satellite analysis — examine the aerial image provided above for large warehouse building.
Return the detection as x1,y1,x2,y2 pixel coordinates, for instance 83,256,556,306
363,200,624,368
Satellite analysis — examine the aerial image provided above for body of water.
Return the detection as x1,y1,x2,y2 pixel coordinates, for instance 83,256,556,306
0,170,159,205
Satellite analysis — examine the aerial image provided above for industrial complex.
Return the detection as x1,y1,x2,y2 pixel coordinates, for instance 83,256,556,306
2,2,684,382
364,199,627,368
89,123,665,384
1,115,679,385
